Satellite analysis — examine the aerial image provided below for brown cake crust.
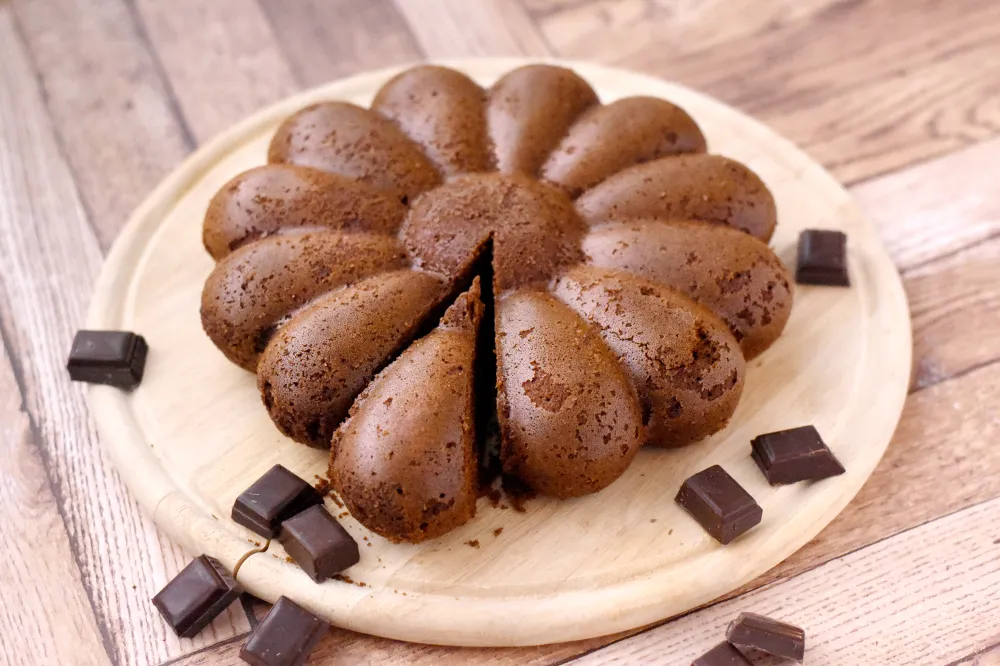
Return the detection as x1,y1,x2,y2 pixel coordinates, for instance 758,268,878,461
496,289,645,497
331,280,483,543
543,97,707,197
553,266,745,447
487,64,599,175
203,164,406,260
268,101,442,203
575,154,777,241
583,220,793,359
257,270,449,448
201,231,408,371
372,65,492,176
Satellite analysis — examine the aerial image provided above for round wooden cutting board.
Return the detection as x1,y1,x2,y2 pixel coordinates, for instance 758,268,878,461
86,58,911,647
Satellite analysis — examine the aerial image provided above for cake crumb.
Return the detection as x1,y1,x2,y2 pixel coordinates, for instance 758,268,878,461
668,529,674,535
333,574,369,588
466,539,480,549
493,527,503,537
650,519,657,523
338,511,349,519
313,474,332,496
330,492,345,508
285,556,294,563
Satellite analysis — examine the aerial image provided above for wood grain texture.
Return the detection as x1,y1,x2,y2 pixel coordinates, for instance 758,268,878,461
0,8,249,665
958,645,1000,666
10,0,193,248
393,0,551,57
572,495,1000,665
904,238,1000,391
0,337,112,666
852,137,1000,390
258,0,421,87
132,0,298,143
537,0,1000,184
162,625,632,666
854,137,1000,273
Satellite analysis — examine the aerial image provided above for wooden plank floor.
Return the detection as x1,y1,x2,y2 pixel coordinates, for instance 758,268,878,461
0,1,997,664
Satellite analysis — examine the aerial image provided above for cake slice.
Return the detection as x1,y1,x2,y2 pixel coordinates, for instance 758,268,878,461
330,279,484,543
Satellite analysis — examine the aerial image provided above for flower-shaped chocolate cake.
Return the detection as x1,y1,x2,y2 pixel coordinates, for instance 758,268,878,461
201,64,792,543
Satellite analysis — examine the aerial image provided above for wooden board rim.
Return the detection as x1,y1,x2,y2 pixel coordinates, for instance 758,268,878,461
84,57,912,646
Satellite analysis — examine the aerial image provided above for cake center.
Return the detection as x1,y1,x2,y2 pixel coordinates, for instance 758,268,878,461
401,172,587,294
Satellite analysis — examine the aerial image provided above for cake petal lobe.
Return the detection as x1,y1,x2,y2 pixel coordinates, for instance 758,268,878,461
583,220,793,358
331,280,483,543
373,65,492,177
257,270,449,448
542,96,707,197
268,101,441,203
575,154,777,241
201,231,409,371
203,164,406,260
553,265,745,448
487,64,598,176
496,289,644,497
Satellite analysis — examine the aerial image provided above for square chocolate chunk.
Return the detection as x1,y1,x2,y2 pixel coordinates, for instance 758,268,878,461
67,330,148,389
279,505,359,582
675,465,762,545
751,426,845,485
796,229,849,286
232,464,324,539
152,555,240,638
240,596,329,666
691,641,753,666
727,612,806,662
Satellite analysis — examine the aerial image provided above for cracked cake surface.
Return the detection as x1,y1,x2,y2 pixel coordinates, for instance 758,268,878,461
200,63,793,542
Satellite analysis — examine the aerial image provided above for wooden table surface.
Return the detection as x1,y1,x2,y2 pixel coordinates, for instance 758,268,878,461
1,1,998,664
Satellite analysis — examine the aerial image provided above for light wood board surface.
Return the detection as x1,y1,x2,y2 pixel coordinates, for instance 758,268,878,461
3,1,1000,664
84,59,909,647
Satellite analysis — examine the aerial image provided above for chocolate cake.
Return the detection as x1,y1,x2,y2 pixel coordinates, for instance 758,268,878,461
200,64,793,542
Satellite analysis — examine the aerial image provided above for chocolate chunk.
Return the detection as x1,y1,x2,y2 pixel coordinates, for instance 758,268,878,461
691,642,753,666
66,330,148,389
279,505,359,582
751,425,845,485
675,465,762,544
240,596,328,666
726,612,806,662
152,555,240,638
796,229,849,286
233,465,324,538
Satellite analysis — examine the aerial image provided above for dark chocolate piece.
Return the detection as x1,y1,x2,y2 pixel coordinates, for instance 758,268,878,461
239,596,328,666
152,555,240,638
691,642,753,666
751,425,845,485
796,229,849,286
279,505,359,582
675,465,762,544
726,612,806,662
233,464,324,538
66,330,148,389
